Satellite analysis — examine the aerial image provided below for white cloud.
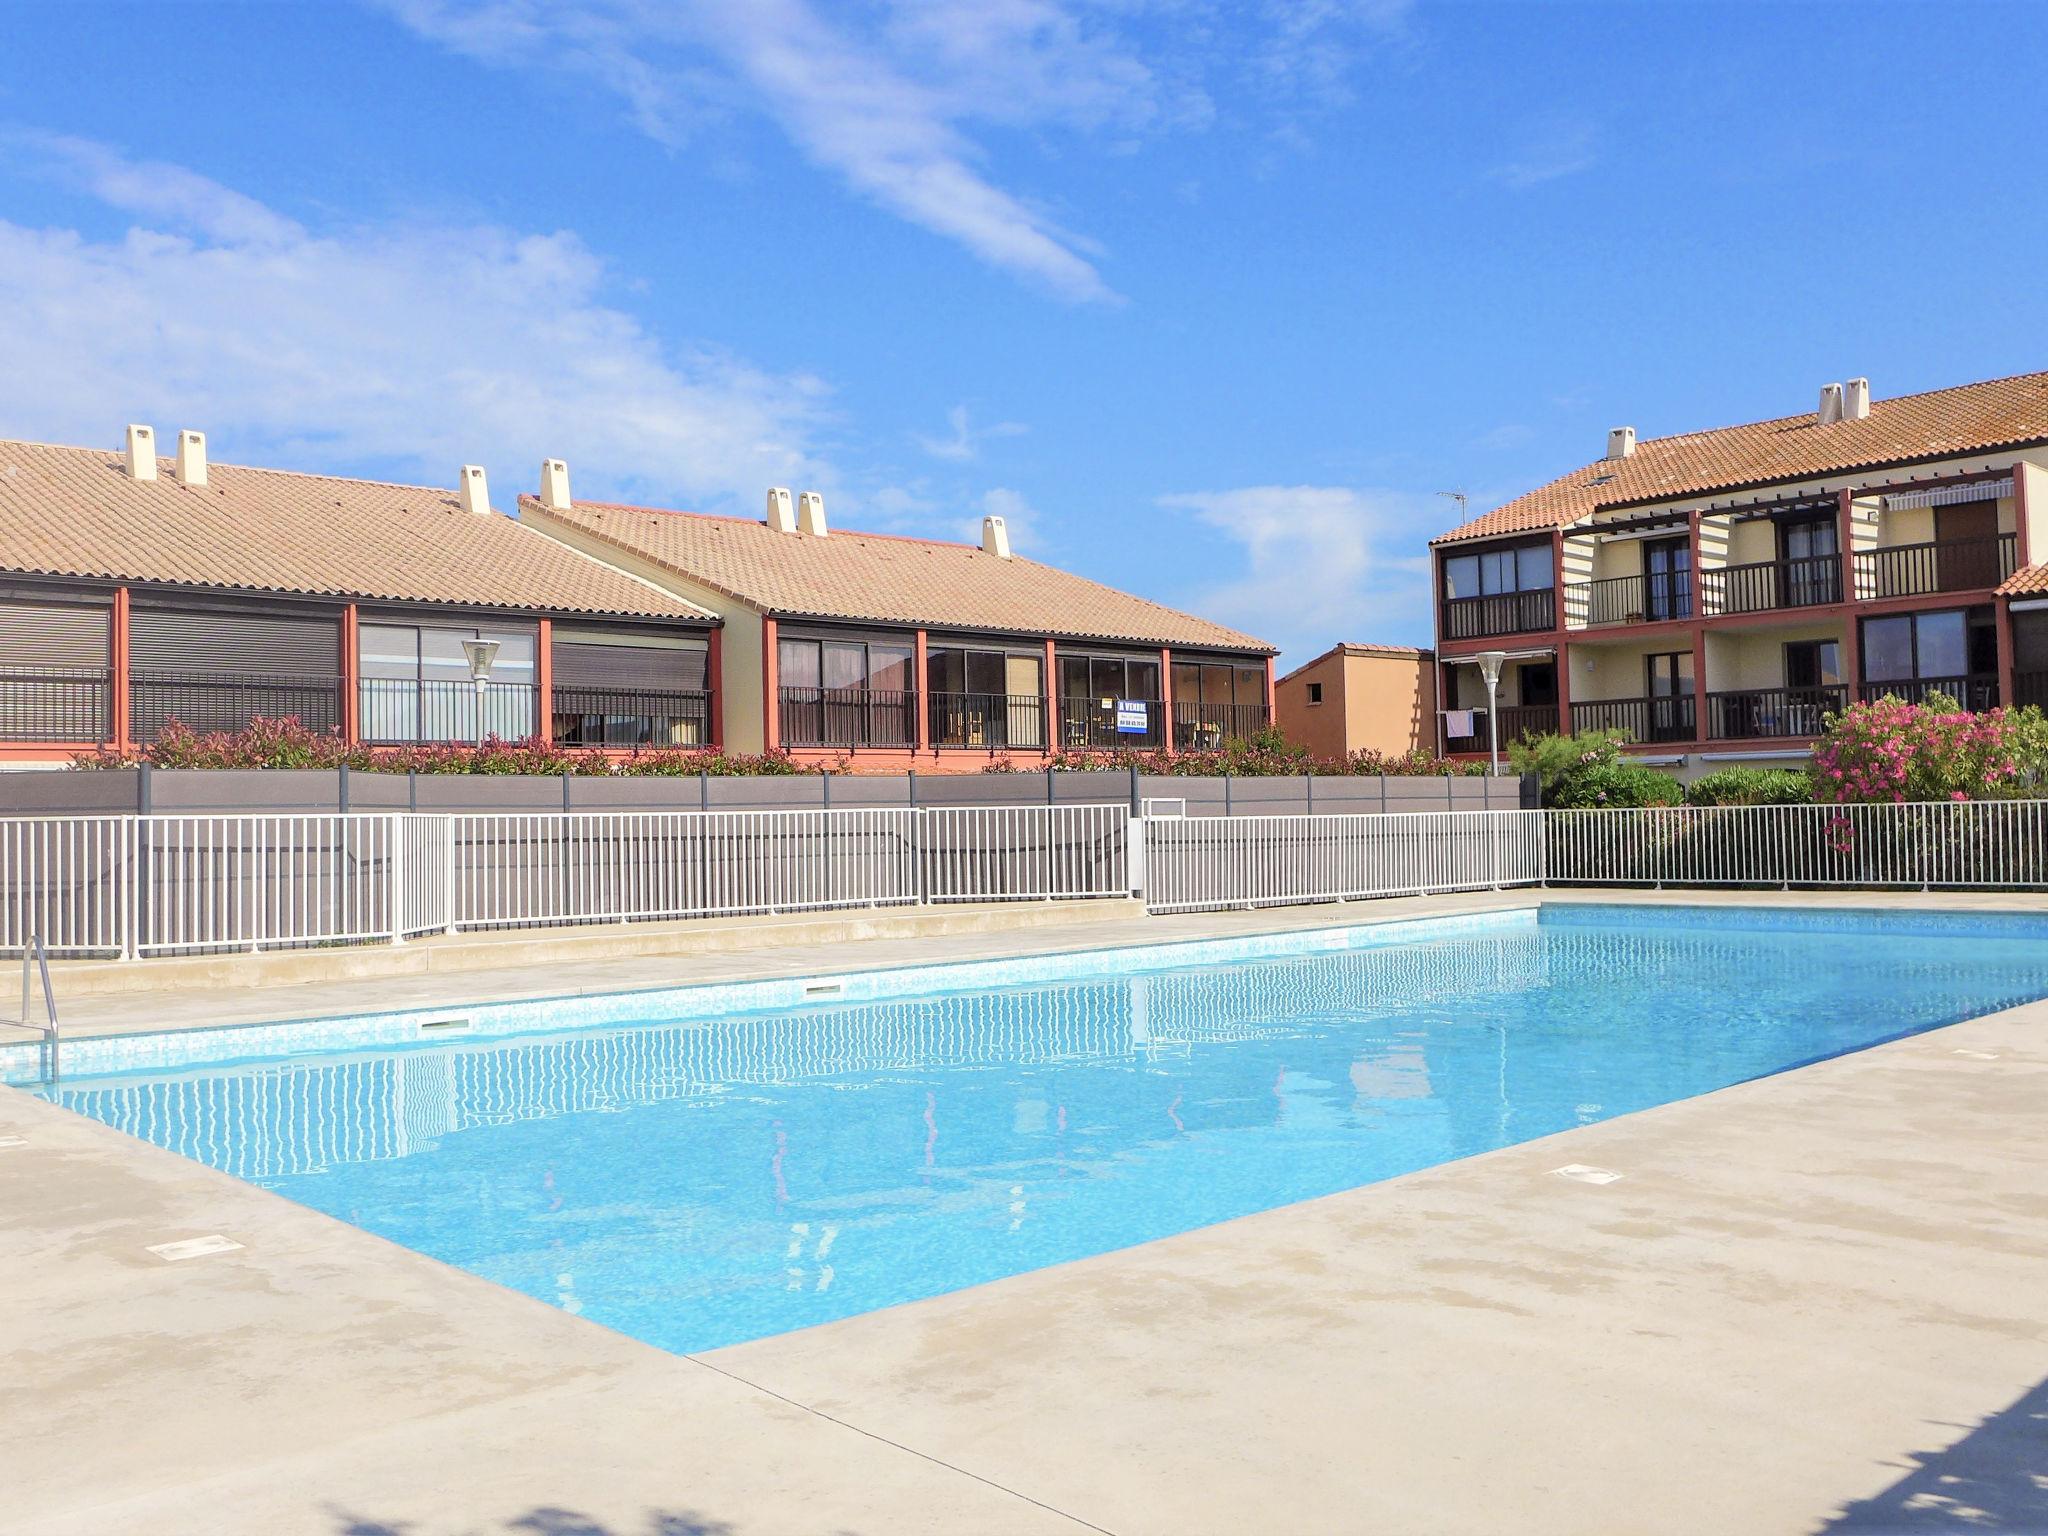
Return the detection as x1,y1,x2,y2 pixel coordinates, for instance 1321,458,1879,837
1490,122,1597,190
913,404,1028,462
1159,484,1434,662
0,134,827,513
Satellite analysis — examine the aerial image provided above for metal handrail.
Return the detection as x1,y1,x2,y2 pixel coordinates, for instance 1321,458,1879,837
16,932,58,1081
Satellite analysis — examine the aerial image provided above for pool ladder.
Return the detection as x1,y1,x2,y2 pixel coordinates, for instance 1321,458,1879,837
13,934,59,1084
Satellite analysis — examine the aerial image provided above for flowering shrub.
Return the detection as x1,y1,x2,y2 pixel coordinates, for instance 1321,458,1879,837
1047,728,1482,777
72,717,829,776
1809,696,2044,804
1507,729,1682,808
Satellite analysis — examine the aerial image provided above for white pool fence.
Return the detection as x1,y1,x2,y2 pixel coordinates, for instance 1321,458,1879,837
5,799,2047,958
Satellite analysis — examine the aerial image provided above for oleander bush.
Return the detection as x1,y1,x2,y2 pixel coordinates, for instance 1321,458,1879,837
1810,695,2048,804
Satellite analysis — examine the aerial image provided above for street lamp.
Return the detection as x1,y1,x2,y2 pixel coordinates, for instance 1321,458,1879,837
460,638,500,746
1476,650,1508,777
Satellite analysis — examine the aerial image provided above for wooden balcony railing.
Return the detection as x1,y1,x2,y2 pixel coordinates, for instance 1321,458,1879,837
928,692,1048,751
1698,554,1842,616
778,686,917,749
1442,588,1555,640
1852,533,2016,600
1856,675,2001,712
1569,694,1696,743
1705,684,1847,741
1444,704,1559,754
1565,573,1692,628
0,665,113,743
1171,700,1271,750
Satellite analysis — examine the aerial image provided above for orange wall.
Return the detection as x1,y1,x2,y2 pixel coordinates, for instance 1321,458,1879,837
1274,650,1435,758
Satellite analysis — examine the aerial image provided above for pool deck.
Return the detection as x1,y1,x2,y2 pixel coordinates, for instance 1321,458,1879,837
6,889,2048,1534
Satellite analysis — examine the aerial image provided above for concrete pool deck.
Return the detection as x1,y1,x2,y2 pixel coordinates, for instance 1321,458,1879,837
6,890,2048,1534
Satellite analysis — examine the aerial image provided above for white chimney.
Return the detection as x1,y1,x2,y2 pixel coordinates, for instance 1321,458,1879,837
766,486,796,533
175,429,207,487
1817,382,1845,426
459,463,490,515
797,489,828,537
982,514,1012,559
539,458,571,510
124,424,157,481
1606,426,1637,461
1844,377,1870,420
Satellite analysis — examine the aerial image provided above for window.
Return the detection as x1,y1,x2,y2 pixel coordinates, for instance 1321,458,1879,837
1783,640,1842,690
552,628,709,747
359,621,535,742
1777,517,1840,606
1443,542,1553,599
777,633,916,746
1059,652,1162,747
1306,682,1324,706
1644,651,1695,742
1860,608,1996,706
0,597,110,743
1643,537,1691,621
1170,658,1268,747
928,643,1044,748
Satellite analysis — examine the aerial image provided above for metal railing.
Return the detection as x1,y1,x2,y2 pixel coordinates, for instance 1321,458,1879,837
1059,697,1165,750
1445,704,1559,754
1698,554,1841,616
1565,573,1691,628
11,932,57,1081
1442,588,1555,640
1170,701,1271,750
1569,694,1696,743
778,686,918,749
0,665,113,743
1144,809,1544,913
1547,801,2048,889
551,686,711,748
1852,533,2017,600
927,692,1048,751
131,669,343,741
1705,684,1847,741
1856,675,2000,712
360,678,540,744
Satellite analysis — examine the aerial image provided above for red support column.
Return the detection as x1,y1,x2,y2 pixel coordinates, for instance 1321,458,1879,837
110,586,131,752
1689,623,1709,744
1554,641,1573,739
707,626,724,749
1158,647,1174,755
535,616,553,745
762,616,780,751
1996,599,2016,711
913,628,930,757
1043,637,1058,754
340,603,360,744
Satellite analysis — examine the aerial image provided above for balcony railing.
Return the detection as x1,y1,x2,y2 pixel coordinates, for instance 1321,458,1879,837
1570,694,1696,744
1171,700,1271,750
1706,684,1847,741
360,678,540,744
1566,573,1692,628
1444,704,1559,754
552,686,711,748
0,665,112,743
1852,533,2016,600
131,669,343,742
1059,697,1164,750
928,692,1048,752
778,686,917,749
1856,675,2000,712
1441,588,1555,640
1698,554,1842,616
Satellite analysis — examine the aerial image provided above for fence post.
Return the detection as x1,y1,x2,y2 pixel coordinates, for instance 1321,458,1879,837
137,762,152,815
1224,775,1233,816
914,806,929,905
338,763,351,815
389,812,407,945
120,818,139,960
1127,808,1146,901
1128,764,1140,816
444,815,459,935
562,772,573,813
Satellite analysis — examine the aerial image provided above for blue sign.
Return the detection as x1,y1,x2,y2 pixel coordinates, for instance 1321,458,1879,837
1115,700,1150,734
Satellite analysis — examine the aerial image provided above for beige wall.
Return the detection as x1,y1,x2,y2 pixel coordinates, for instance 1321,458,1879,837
1571,637,1691,701
522,507,770,752
1702,621,1843,692
2019,456,2048,555
1275,649,1434,758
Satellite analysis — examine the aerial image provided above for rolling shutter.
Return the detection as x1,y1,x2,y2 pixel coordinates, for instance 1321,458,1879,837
552,634,707,692
129,606,341,739
0,598,110,742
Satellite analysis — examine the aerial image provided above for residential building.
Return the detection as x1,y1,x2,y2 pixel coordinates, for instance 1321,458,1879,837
0,428,719,763
520,470,1275,770
1430,371,2048,768
1273,643,1435,759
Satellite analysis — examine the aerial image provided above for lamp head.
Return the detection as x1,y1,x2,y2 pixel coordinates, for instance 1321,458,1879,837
1476,650,1508,687
460,638,501,683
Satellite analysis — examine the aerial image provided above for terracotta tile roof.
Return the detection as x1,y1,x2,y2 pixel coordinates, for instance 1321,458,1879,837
0,439,712,620
1998,562,2048,596
1277,641,1430,684
523,496,1275,653
1437,370,2048,546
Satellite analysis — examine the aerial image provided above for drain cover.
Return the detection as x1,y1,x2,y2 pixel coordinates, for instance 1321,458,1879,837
147,1235,244,1262
1553,1164,1624,1185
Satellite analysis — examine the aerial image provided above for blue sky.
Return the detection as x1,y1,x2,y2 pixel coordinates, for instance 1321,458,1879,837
3,1,2046,667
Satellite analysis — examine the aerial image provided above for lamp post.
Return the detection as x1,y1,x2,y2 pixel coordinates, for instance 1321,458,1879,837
460,638,500,746
1477,650,1507,777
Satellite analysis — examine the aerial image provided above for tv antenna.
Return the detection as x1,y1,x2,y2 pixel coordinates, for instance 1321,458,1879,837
1436,489,1469,521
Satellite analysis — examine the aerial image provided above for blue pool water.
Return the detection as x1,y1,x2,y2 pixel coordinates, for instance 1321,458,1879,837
41,904,2048,1354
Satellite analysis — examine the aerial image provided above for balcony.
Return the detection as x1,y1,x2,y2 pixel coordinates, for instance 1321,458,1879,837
1856,675,2000,712
2016,671,2048,711
0,665,112,743
1565,574,1693,629
1706,684,1846,741
1171,700,1271,751
1444,704,1559,754
1852,533,2016,601
132,669,343,742
1570,695,1696,744
778,686,917,749
1059,697,1164,750
360,678,540,744
928,691,1048,752
1441,588,1555,640
553,686,710,748
1699,554,1842,616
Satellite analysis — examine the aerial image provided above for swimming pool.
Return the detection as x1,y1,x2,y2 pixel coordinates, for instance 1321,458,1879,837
37,903,2048,1354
